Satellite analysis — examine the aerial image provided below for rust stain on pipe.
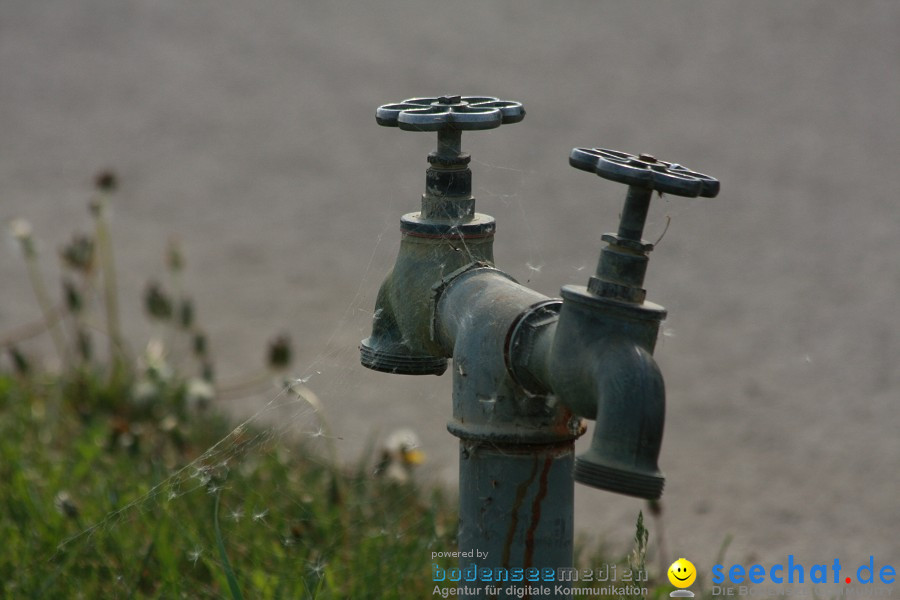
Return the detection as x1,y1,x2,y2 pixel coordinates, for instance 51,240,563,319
524,456,553,571
501,456,539,568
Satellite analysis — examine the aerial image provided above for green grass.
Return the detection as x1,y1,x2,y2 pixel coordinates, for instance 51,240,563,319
0,368,678,599
2,175,671,598
0,371,460,598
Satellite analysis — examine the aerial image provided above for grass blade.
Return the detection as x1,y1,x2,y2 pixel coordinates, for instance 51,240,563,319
214,490,244,600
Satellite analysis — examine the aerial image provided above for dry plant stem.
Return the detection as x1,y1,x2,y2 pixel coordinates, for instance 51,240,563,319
652,510,669,580
653,215,672,247
24,254,71,367
168,272,188,368
217,373,339,462
93,193,126,373
291,382,339,466
0,304,64,348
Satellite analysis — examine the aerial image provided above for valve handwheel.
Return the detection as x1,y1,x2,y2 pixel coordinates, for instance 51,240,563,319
569,147,719,198
375,95,525,224
569,146,720,246
568,146,720,303
361,96,525,376
377,95,524,164
376,95,525,131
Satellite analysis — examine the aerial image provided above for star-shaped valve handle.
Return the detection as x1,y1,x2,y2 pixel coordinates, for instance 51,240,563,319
570,147,719,246
377,95,524,163
569,147,720,302
570,148,719,198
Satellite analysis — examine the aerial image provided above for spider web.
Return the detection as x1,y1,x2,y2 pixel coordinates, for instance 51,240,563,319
3,131,689,598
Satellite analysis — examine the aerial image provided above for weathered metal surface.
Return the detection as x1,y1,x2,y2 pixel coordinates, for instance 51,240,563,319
458,441,575,600
569,147,719,198
434,266,584,445
359,230,495,375
360,96,526,376
562,147,719,499
570,148,720,305
376,96,525,132
361,97,720,596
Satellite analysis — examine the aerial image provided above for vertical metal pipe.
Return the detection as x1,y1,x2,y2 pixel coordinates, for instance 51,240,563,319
434,268,583,600
458,441,575,600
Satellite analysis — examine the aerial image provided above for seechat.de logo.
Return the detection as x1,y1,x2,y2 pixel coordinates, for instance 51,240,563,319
712,556,896,586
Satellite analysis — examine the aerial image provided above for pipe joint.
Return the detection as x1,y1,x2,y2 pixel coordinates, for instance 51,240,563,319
504,300,562,396
434,268,584,446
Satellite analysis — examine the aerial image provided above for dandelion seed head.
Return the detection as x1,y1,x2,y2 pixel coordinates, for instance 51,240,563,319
54,490,79,519
10,218,33,242
187,547,203,565
308,560,328,577
193,467,213,486
186,377,215,412
252,509,269,522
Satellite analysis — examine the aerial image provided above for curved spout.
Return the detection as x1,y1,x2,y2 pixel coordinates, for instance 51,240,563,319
360,269,449,375
570,340,665,499
360,218,496,376
515,283,668,499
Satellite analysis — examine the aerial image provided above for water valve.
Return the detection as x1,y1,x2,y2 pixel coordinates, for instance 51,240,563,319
569,147,720,303
376,95,524,221
363,106,726,585
360,96,524,376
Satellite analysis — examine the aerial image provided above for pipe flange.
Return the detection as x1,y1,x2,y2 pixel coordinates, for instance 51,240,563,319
359,340,448,376
400,213,496,238
574,458,665,500
504,299,562,395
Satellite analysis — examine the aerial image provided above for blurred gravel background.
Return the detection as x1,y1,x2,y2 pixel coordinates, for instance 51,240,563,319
2,1,899,571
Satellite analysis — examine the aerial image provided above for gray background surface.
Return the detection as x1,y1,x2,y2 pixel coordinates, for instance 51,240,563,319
2,1,899,573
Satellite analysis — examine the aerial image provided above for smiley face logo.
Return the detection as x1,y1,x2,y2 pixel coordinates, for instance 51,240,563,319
668,558,697,588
